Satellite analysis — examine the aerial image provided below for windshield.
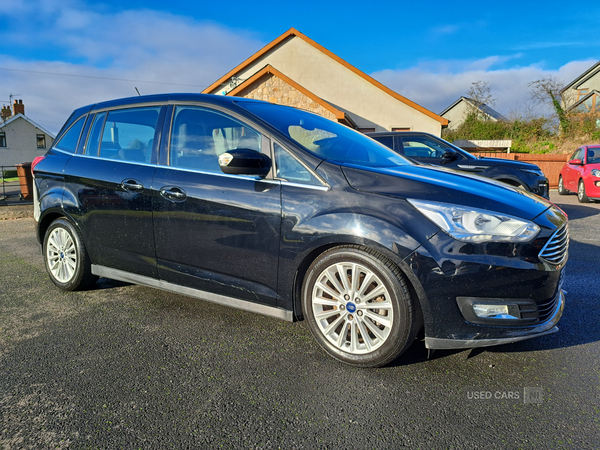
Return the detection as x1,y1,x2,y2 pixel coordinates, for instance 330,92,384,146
239,102,411,168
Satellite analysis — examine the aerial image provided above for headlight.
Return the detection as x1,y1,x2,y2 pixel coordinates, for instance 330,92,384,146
519,168,544,177
592,169,600,177
407,199,541,243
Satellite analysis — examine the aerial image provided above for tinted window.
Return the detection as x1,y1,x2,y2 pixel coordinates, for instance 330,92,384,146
169,106,261,173
371,135,394,150
54,116,86,153
240,102,410,168
98,107,160,163
401,137,446,158
274,143,321,186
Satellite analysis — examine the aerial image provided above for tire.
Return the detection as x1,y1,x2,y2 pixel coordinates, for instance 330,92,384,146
578,179,590,203
43,218,98,291
557,176,569,195
302,246,416,367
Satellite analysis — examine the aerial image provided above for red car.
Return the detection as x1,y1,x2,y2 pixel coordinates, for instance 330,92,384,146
558,145,600,202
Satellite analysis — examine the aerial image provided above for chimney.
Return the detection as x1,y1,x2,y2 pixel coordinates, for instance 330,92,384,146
1,105,10,120
13,99,25,116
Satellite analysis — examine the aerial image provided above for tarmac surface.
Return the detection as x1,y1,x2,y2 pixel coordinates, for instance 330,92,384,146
0,191,598,449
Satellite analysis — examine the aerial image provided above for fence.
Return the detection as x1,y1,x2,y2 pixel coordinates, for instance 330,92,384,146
1,165,31,204
471,152,569,189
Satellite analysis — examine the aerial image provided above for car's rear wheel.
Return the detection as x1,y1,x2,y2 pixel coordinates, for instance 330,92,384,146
558,176,569,195
43,218,98,291
578,179,590,203
302,246,416,367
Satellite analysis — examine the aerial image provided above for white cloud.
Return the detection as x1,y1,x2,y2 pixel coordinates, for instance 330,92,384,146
371,58,597,117
0,1,264,133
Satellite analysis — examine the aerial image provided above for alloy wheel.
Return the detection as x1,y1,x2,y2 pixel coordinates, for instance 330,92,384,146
311,261,394,354
46,227,78,283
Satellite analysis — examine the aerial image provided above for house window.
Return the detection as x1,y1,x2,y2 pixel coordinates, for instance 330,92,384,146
36,134,46,149
577,88,589,101
0,132,6,147
392,127,411,132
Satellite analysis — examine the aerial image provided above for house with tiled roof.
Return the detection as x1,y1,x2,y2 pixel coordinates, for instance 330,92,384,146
561,60,600,113
203,28,447,136
440,96,508,131
1,100,55,167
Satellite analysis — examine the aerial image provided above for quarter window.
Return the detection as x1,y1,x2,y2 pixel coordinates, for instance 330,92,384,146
274,143,321,186
169,106,262,173
54,116,86,153
98,107,160,163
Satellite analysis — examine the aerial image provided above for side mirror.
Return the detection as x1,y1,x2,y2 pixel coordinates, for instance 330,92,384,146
442,150,458,161
218,149,271,177
570,159,582,165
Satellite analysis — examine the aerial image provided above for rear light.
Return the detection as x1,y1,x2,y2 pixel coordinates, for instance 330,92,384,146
31,156,45,174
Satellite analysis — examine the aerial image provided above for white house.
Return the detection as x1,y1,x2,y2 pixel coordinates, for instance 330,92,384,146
561,60,600,114
1,100,55,168
203,28,447,136
440,97,508,131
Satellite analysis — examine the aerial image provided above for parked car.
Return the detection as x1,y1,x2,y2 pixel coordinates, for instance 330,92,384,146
367,131,550,199
32,94,568,367
558,144,600,203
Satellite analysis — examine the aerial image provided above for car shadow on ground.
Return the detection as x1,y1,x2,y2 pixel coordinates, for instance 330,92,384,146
552,196,600,220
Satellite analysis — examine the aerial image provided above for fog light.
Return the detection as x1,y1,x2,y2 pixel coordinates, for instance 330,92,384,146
472,304,518,320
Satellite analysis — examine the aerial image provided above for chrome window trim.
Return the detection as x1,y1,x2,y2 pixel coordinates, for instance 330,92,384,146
70,152,157,168
279,181,329,191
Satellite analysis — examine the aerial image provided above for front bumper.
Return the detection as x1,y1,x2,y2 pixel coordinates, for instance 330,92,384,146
532,177,549,199
425,289,564,349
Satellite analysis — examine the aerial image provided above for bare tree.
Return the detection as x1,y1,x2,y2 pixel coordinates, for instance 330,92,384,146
466,81,496,120
528,77,569,133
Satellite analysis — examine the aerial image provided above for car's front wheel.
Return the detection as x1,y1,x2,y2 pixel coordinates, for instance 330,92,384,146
578,179,590,203
302,246,417,367
558,176,569,195
43,218,98,291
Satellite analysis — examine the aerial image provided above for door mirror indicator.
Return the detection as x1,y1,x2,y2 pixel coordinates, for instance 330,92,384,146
218,149,271,177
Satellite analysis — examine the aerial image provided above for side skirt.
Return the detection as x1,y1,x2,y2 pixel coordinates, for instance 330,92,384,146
91,265,294,322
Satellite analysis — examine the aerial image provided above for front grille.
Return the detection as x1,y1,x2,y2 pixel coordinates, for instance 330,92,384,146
539,225,569,265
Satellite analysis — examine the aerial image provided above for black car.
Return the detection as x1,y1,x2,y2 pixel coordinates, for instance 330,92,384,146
367,131,550,199
32,94,567,367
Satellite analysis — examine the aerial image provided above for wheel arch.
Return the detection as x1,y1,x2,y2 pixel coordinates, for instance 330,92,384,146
37,210,79,245
291,242,425,337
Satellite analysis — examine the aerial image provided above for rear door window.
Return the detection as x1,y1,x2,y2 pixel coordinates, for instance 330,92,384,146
97,107,161,163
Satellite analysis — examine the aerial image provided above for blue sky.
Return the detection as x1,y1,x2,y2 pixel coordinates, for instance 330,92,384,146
1,0,599,133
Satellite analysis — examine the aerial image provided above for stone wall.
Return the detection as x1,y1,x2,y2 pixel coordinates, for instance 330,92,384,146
236,74,338,122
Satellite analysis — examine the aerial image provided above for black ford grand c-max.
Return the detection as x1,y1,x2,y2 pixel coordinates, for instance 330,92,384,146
33,94,568,367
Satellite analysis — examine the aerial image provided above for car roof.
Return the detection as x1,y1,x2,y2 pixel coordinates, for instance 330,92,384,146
366,131,431,137
83,93,264,113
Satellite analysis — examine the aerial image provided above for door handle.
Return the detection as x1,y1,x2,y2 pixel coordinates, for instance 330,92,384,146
121,179,144,192
160,186,187,202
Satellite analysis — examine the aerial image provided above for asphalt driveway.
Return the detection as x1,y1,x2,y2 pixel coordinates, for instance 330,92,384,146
0,191,598,449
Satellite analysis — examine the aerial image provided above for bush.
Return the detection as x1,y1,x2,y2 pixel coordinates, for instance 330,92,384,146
443,113,552,151
442,111,600,154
